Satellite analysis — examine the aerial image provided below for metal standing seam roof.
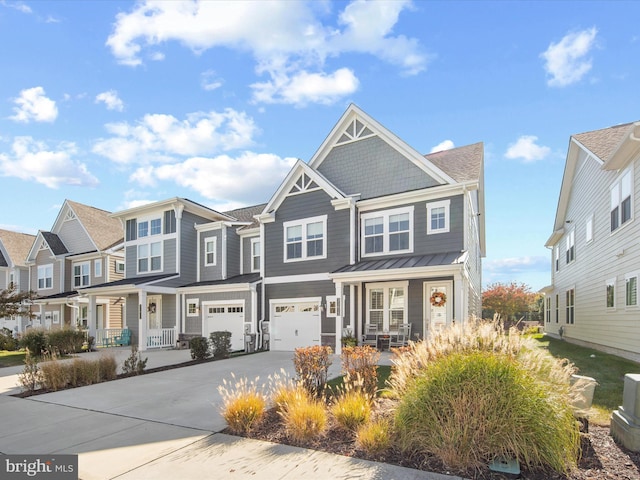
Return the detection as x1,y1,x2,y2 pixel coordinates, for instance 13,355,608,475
332,251,465,274
80,273,179,290
35,290,79,301
181,273,261,288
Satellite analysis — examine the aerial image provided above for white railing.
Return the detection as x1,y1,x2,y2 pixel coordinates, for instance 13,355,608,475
147,328,176,349
97,328,127,347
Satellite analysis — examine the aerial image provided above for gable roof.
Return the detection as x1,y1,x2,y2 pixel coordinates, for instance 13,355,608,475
224,203,267,231
64,200,123,251
0,229,36,268
41,232,68,255
572,122,635,164
110,197,234,223
426,142,484,183
309,104,455,185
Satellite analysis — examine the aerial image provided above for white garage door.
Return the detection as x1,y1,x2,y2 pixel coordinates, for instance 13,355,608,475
204,304,245,351
271,302,320,351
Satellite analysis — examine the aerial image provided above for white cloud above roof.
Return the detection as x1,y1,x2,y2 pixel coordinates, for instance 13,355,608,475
505,135,550,163
95,90,124,111
0,136,98,188
430,139,455,153
106,0,427,106
10,86,58,123
541,27,598,87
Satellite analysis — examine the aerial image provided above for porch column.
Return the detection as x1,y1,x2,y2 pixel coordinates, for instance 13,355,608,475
88,295,97,341
335,281,343,355
355,282,362,342
454,272,463,325
139,290,147,351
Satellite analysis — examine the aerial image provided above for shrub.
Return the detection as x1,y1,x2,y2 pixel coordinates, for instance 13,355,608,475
341,345,379,397
18,350,42,393
19,329,48,356
209,331,232,359
279,394,327,443
331,388,372,431
71,357,101,386
39,354,118,390
122,345,148,375
218,374,266,434
47,329,86,355
190,336,210,360
98,355,118,381
293,345,333,397
356,418,392,456
394,351,580,474
268,369,306,414
0,327,18,351
40,354,69,391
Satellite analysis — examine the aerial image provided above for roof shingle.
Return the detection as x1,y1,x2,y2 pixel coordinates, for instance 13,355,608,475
573,122,634,162
0,229,36,267
425,142,483,183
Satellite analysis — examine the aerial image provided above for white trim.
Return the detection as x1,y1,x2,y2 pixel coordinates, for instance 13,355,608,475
264,272,331,285
585,214,594,244
365,281,409,332
37,263,53,290
178,282,256,294
361,206,413,257
606,277,616,310
426,199,451,235
357,183,470,212
186,298,199,317
136,241,163,274
625,272,639,308
204,237,217,266
283,214,328,263
73,261,91,288
94,258,103,277
250,237,261,273
330,263,464,283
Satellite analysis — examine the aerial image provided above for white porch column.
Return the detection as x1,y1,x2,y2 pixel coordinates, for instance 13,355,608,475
349,284,356,334
139,290,147,351
454,272,463,325
88,295,97,341
335,281,343,355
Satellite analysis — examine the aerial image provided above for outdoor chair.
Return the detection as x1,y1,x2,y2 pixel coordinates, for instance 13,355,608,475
114,328,131,346
362,323,379,348
390,323,411,348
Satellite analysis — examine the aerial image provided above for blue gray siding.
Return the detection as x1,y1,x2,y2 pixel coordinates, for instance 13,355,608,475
179,211,202,284
184,290,254,335
200,230,223,281
317,136,440,199
242,235,260,274
226,228,241,278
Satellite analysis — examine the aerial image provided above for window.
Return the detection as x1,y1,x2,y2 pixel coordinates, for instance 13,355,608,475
366,282,407,331
37,264,53,289
606,278,616,308
545,297,551,323
205,237,216,266
566,289,574,324
361,207,413,257
73,262,90,287
586,215,593,243
626,274,638,307
565,230,575,264
138,217,162,238
554,246,559,272
138,241,162,273
427,200,450,235
164,210,176,234
251,238,261,272
555,294,559,323
150,218,162,236
115,260,125,273
126,219,137,241
94,259,102,277
326,295,340,317
187,299,199,316
283,215,327,262
138,221,149,238
611,169,632,232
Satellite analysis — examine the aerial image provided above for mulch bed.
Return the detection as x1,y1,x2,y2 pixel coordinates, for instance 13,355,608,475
229,401,640,480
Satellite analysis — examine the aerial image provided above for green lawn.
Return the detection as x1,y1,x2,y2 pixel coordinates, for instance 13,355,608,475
0,350,26,368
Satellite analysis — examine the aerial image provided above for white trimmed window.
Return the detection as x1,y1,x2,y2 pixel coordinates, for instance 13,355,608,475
554,246,559,272
565,230,575,264
366,282,407,331
326,295,340,317
284,215,327,262
251,238,261,272
566,288,575,324
361,207,413,257
73,262,90,287
611,168,633,232
187,299,199,316
585,215,593,244
138,216,162,238
555,294,559,323
606,278,616,309
115,260,125,274
37,264,53,290
626,274,638,307
138,241,162,273
94,259,102,277
427,200,450,235
545,297,551,323
205,237,217,266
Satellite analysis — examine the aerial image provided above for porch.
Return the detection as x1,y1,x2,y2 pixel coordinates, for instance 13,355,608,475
97,327,176,349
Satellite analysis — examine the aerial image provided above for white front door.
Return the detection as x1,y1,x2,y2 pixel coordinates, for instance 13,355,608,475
147,296,162,330
204,303,245,351
424,281,453,337
271,301,320,351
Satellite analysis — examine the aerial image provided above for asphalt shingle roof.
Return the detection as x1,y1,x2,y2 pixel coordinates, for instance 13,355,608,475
425,142,483,184
573,122,635,163
0,229,35,267
41,232,68,255
66,200,123,251
224,203,267,231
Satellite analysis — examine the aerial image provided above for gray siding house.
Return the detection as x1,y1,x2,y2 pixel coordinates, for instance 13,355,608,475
544,120,640,361
0,229,36,333
257,104,485,354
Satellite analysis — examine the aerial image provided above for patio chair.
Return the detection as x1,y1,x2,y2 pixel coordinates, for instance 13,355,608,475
114,328,131,346
390,323,411,348
362,324,379,348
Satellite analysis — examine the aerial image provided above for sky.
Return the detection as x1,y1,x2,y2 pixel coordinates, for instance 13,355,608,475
1,0,639,292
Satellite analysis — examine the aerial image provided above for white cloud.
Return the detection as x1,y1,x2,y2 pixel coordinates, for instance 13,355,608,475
0,137,98,188
430,140,455,153
505,135,550,163
130,152,296,205
95,90,124,111
3,2,32,14
10,86,58,123
92,109,258,164
541,27,598,87
201,70,223,91
484,256,548,273
106,0,427,106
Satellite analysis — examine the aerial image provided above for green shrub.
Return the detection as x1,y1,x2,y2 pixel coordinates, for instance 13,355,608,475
341,345,379,397
356,418,392,456
331,388,372,431
293,345,333,397
209,331,232,359
394,351,580,474
122,345,148,375
47,329,86,355
190,336,210,360
0,327,18,351
218,374,266,434
19,329,48,356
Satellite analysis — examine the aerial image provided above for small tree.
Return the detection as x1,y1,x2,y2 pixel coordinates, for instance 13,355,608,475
482,282,536,323
0,285,36,319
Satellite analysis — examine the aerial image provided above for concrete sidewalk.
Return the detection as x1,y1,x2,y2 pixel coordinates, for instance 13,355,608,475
0,349,459,480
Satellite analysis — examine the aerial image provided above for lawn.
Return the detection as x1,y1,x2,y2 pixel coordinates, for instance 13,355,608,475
0,350,26,368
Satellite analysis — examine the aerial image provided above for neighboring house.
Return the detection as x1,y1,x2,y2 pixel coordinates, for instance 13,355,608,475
544,120,640,361
0,229,36,333
26,200,124,331
256,104,485,353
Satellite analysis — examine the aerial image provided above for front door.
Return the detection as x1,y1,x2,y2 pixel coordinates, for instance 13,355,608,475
147,296,162,330
424,281,453,337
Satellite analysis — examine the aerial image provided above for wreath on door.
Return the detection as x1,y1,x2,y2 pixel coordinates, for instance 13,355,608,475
430,291,446,307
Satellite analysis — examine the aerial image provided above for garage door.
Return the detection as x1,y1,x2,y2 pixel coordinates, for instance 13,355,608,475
204,304,245,351
271,302,320,351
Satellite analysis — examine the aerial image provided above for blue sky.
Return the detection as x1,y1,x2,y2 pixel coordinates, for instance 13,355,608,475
1,0,639,291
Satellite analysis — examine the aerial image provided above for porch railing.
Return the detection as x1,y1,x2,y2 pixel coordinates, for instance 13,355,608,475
147,328,176,349
96,328,127,347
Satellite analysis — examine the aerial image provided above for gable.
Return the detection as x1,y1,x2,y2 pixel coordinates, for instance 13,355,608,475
0,229,35,267
0,249,7,267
